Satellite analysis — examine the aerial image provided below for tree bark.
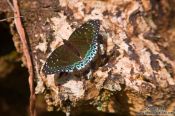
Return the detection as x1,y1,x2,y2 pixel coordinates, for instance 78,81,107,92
7,0,175,115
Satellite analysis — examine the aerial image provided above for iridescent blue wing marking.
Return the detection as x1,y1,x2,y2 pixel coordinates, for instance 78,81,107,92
68,20,100,70
42,20,100,74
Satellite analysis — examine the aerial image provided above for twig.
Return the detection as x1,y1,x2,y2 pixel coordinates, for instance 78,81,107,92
12,0,36,116
0,16,23,22
6,0,16,12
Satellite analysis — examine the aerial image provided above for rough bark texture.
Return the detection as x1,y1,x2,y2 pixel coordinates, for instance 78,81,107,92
2,0,175,115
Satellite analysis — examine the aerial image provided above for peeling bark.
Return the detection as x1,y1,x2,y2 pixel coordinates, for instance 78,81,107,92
7,0,175,115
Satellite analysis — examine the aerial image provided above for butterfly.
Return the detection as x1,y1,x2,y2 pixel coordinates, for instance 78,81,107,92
42,19,100,74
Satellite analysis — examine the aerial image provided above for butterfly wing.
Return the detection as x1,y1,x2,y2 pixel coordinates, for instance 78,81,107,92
42,44,80,74
69,20,100,57
42,20,100,74
68,20,100,70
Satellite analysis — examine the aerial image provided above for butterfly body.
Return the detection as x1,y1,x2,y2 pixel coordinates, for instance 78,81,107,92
42,20,100,74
